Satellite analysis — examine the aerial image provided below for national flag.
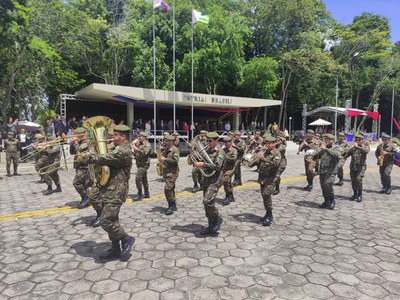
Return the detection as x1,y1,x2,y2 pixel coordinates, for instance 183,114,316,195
153,0,170,10
192,9,209,24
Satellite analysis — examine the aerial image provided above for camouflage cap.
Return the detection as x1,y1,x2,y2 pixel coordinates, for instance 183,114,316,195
354,133,364,139
206,132,219,139
255,131,261,135
228,131,234,136
139,131,147,137
36,134,45,139
164,134,175,141
338,132,345,137
223,136,232,142
7,132,14,136
114,124,130,132
264,135,276,142
172,131,179,136
324,133,335,139
307,129,314,134
200,130,207,134
163,132,169,136
381,133,391,139
234,131,241,135
74,127,86,134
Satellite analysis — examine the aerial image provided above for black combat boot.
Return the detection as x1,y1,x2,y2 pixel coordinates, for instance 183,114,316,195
262,209,273,226
91,209,102,227
319,198,329,209
210,216,223,233
77,197,90,209
165,202,177,215
329,197,336,210
199,219,213,235
99,240,121,260
120,234,135,260
336,178,344,186
192,182,201,193
304,180,313,191
222,193,231,206
37,175,45,183
143,186,150,199
230,193,235,203
133,189,143,201
379,186,387,193
385,185,392,195
43,185,53,195
54,184,62,193
13,172,20,176
6,172,12,177
232,178,242,186
273,184,280,195
356,190,363,202
350,189,358,200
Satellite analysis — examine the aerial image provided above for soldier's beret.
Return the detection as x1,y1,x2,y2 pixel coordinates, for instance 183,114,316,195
172,131,179,136
37,134,45,139
234,131,241,135
307,129,314,134
200,130,207,134
324,134,335,139
7,132,14,135
206,132,219,139
113,124,130,132
354,133,364,139
381,133,391,139
338,132,345,137
139,131,147,137
74,127,86,134
223,136,232,142
264,136,277,142
164,134,175,141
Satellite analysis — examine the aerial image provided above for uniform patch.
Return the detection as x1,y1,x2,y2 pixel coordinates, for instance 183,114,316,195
218,154,225,159
173,152,180,158
274,155,280,160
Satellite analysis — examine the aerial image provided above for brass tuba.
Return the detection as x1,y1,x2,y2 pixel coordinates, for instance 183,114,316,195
83,116,112,187
155,145,164,176
190,139,216,177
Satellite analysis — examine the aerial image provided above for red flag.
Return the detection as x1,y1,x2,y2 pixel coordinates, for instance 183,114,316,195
347,109,364,117
393,117,400,130
366,112,379,120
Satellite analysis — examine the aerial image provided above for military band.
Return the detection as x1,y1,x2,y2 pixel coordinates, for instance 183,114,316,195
132,132,151,201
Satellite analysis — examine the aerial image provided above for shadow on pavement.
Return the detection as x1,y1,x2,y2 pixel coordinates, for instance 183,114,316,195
286,185,308,191
293,200,320,208
71,215,96,227
230,213,260,224
148,206,167,213
70,240,110,262
170,223,207,237
65,200,80,207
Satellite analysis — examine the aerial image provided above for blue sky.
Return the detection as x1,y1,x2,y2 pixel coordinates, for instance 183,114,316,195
323,0,400,43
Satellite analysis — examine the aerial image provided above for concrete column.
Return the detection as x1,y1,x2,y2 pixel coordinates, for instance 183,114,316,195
232,111,240,131
127,103,134,141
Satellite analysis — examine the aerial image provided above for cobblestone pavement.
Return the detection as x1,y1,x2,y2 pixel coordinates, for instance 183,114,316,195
1,142,400,299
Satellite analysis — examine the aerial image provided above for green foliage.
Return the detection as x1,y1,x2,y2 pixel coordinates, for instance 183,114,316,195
36,106,56,126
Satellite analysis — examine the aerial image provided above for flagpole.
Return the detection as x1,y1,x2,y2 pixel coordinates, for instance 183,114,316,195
172,0,176,132
191,14,194,139
153,3,157,152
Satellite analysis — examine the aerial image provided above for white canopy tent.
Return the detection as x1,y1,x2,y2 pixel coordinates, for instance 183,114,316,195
308,118,332,126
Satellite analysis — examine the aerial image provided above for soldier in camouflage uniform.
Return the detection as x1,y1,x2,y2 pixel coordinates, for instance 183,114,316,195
172,131,180,148
248,135,281,226
273,136,287,195
34,134,46,183
375,133,398,194
232,131,245,186
70,127,92,208
4,132,20,176
132,132,151,201
83,124,135,261
220,136,238,205
335,132,349,186
41,137,62,195
312,134,341,210
161,135,180,215
190,130,207,192
298,129,321,191
344,133,370,202
195,132,224,235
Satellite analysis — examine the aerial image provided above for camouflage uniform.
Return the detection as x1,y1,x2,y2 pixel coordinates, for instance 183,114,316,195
336,137,349,185
190,135,207,190
299,137,321,190
162,145,180,205
4,136,20,175
88,140,132,242
345,142,370,201
375,141,398,194
202,145,225,226
312,142,341,209
133,140,151,197
219,144,237,205
43,143,61,191
233,137,245,185
273,142,287,194
70,140,92,201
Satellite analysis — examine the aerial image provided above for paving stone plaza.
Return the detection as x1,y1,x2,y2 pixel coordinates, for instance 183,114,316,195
1,142,400,299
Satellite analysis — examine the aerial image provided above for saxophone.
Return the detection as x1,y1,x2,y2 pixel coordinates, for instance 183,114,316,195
156,145,164,176
83,116,112,187
378,144,384,167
